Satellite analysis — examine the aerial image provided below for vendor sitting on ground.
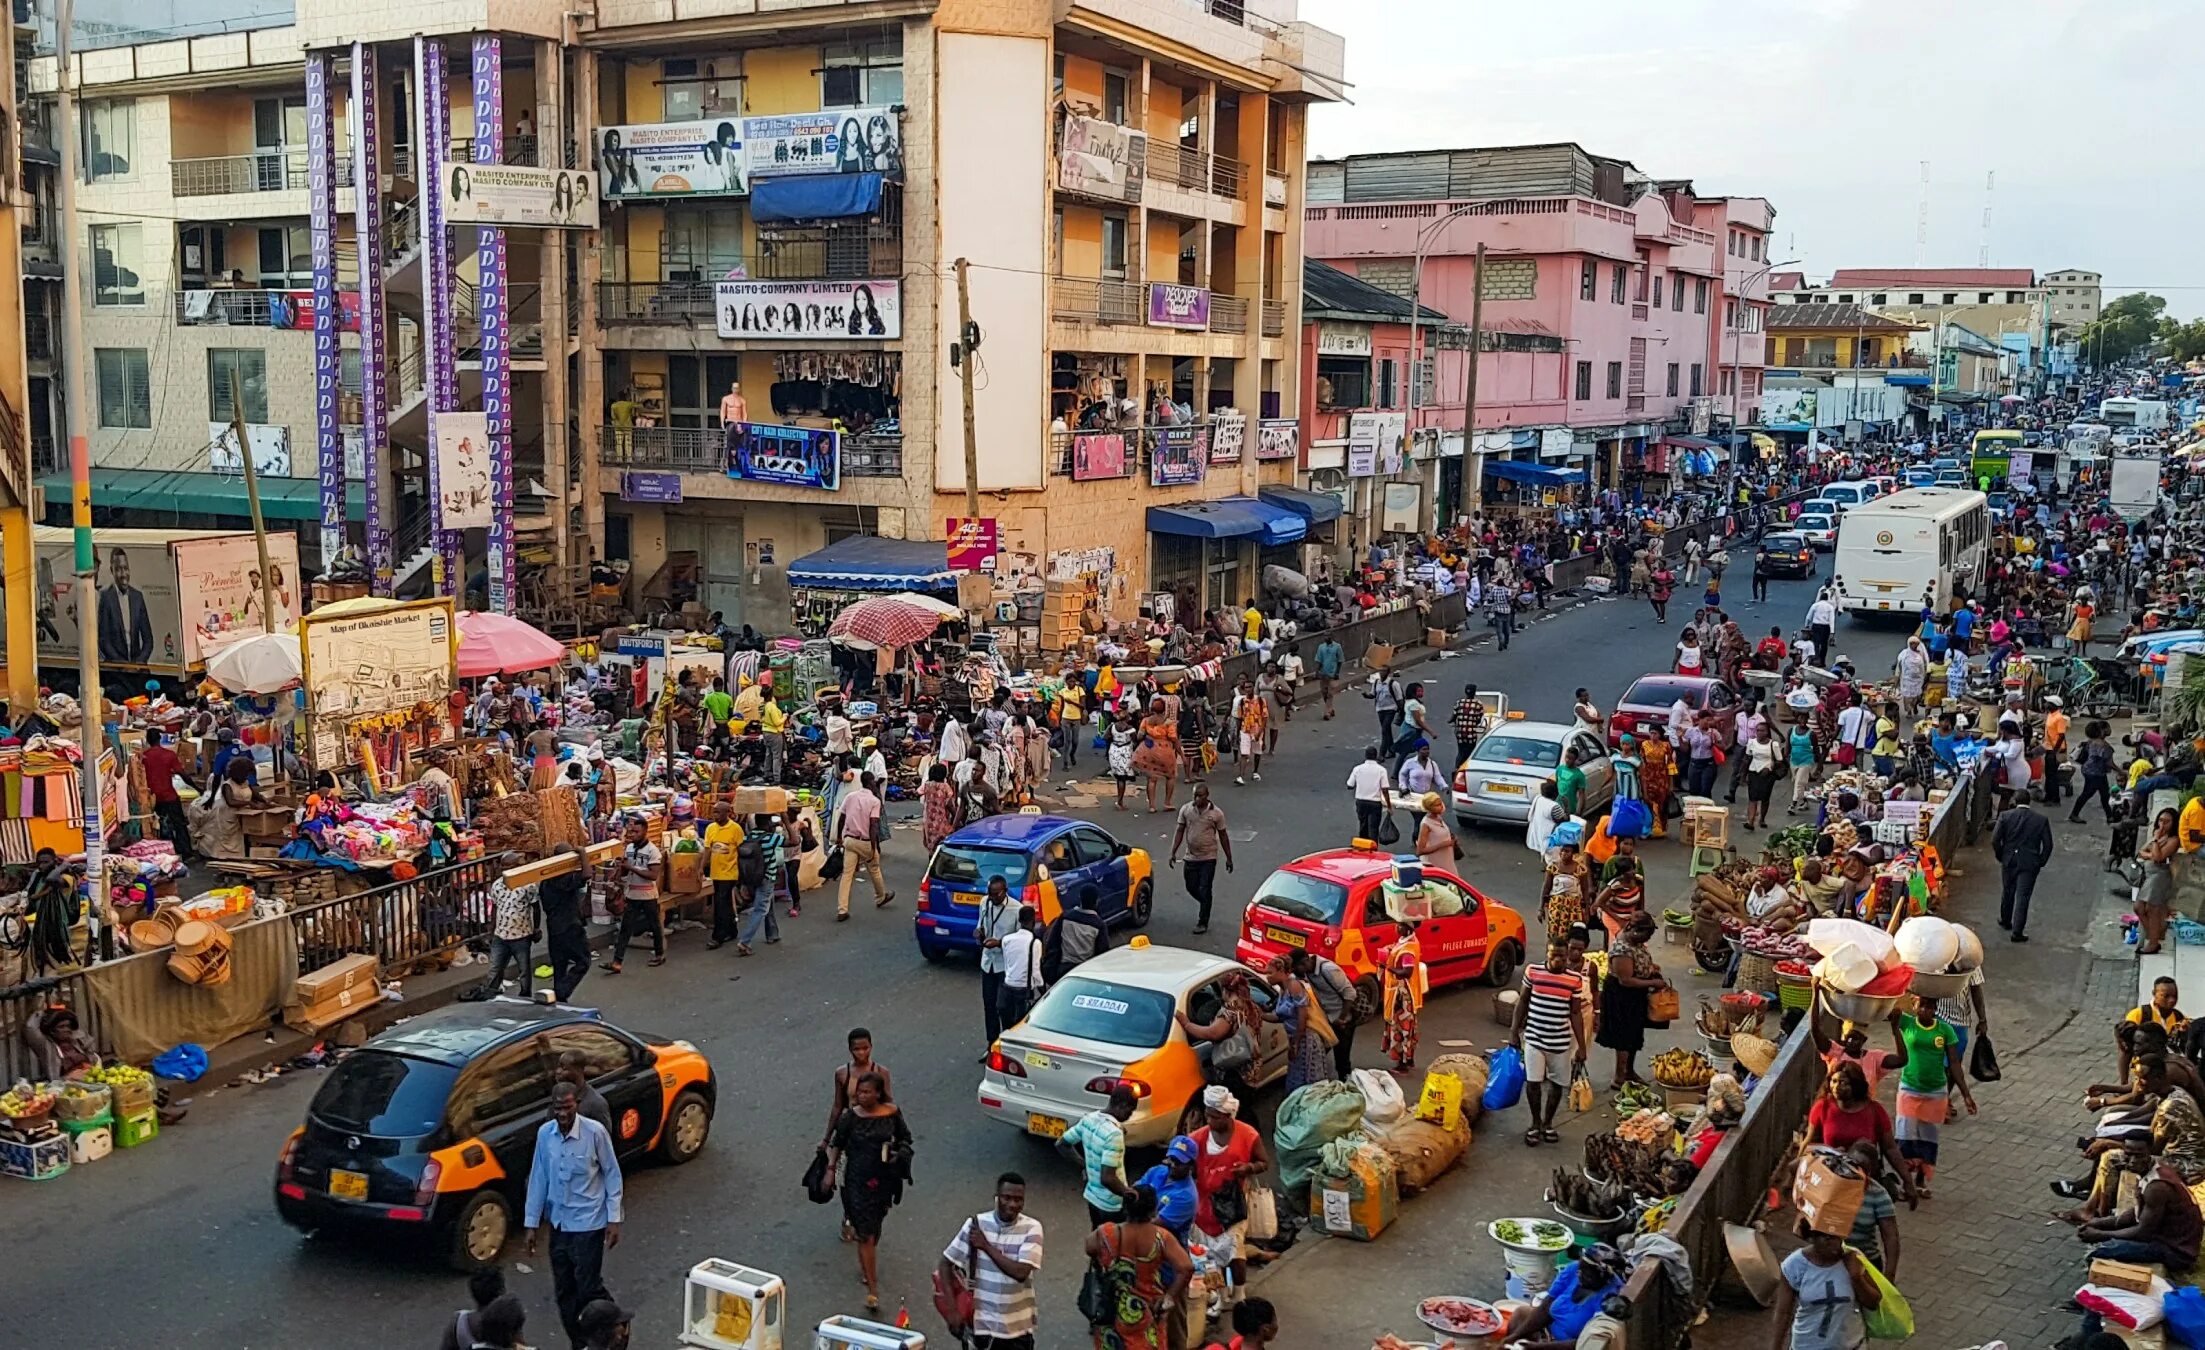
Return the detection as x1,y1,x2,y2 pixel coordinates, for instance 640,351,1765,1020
1685,1074,1749,1169
2070,1134,2204,1277
1502,1243,1632,1349
1744,867,1807,933
22,1003,96,1079
1793,858,1845,920
2059,1054,2205,1226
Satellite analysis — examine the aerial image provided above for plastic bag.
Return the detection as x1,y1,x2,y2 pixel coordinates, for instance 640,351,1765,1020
153,1042,209,1082
1969,1031,2002,1083
1609,797,1653,838
1376,814,1402,847
1275,1081,1368,1199
1413,1071,1465,1132
1568,1067,1595,1114
1245,1183,1279,1241
1482,1045,1526,1111
1352,1067,1408,1126
1855,1252,1915,1341
2163,1284,2205,1347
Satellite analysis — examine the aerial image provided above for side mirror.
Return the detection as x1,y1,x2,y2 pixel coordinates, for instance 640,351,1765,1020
1115,842,1132,858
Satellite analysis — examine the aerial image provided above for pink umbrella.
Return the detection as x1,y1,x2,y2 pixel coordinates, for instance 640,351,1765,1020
827,594,951,650
457,611,568,678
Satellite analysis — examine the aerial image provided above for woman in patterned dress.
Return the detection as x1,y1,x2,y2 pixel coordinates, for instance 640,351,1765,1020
1084,1185,1193,1350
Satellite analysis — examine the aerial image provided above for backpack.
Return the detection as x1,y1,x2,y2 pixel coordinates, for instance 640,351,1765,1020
736,834,768,889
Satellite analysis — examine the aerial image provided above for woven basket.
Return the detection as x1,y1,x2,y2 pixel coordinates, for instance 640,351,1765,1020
1735,949,1779,994
1774,967,1815,1011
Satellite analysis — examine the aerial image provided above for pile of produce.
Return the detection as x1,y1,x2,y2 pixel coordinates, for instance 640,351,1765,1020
1586,1128,1670,1189
1614,1081,1666,1115
1694,997,1763,1040
1651,1048,1714,1089
1763,823,1819,861
0,1081,57,1122
1488,1218,1572,1250
84,1063,150,1089
1549,1166,1629,1219
1738,926,1814,960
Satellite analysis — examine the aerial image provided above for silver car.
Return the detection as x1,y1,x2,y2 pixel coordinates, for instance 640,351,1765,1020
1449,720,1616,827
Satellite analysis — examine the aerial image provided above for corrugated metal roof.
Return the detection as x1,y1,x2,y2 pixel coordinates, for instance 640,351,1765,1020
1828,267,2036,288
1302,258,1450,323
1764,304,1924,333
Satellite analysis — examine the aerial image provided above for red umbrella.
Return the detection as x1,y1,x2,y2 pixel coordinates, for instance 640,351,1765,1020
457,611,568,678
827,595,949,650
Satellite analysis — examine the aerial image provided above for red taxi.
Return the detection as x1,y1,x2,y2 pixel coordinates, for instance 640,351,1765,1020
1233,847,1528,1008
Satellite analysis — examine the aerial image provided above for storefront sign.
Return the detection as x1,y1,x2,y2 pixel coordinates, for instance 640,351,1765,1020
300,598,457,768
946,517,999,574
1346,412,1380,477
1209,412,1247,463
440,160,599,228
1256,419,1300,461
1316,323,1371,356
726,420,842,491
1147,283,1211,330
209,422,291,477
1071,431,1128,481
174,531,303,665
433,410,492,530
1374,411,1408,475
619,471,683,504
596,120,746,199
714,279,900,340
743,107,903,178
1150,426,1207,486
1058,115,1147,203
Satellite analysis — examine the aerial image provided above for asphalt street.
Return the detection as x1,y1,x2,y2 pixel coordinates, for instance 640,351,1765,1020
5,557,1916,1349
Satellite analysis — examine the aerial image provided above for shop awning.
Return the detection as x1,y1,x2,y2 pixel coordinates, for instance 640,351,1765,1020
749,172,885,223
39,467,366,522
1481,460,1587,487
784,534,955,591
1660,435,1725,451
1146,497,1305,546
1257,484,1343,524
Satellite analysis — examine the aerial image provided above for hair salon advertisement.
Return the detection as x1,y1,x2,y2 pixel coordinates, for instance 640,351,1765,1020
595,120,747,199
725,421,842,492
715,280,900,341
352,42,392,593
307,50,344,568
441,161,599,228
1150,427,1208,487
475,34,515,614
741,107,903,178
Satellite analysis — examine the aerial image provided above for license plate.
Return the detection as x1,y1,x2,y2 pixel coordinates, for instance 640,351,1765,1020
1023,1049,1054,1070
1028,1113,1069,1139
950,891,982,907
1483,780,1526,795
1265,925,1307,949
329,1169,368,1200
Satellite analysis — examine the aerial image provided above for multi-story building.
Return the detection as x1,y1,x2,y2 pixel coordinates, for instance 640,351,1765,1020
1773,267,2053,369
2044,267,2102,326
0,0,36,705
1689,193,1776,425
30,0,1345,631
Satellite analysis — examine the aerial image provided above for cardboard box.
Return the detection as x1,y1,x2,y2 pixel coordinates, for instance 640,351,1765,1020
729,786,790,816
1425,627,1450,650
667,849,706,894
294,953,380,1003
2091,1258,2159,1294
1793,1149,1866,1237
1364,641,1396,670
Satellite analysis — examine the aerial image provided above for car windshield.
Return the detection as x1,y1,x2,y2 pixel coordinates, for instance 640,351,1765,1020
1249,868,1353,923
308,1052,458,1137
928,845,1032,889
1023,976,1176,1048
1766,534,1806,548
1798,514,1834,529
1470,734,1562,768
1623,678,1705,710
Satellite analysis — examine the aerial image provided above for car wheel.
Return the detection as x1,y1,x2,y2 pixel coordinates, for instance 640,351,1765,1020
446,1190,513,1271
1483,940,1521,989
1176,1095,1207,1137
657,1090,712,1165
1353,974,1382,1026
919,942,951,964
1131,880,1153,929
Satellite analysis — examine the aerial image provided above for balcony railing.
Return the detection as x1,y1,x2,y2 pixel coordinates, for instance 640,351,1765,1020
1047,421,1211,477
449,135,540,168
600,423,902,478
1261,299,1286,338
752,220,903,282
174,287,277,326
597,279,717,326
1145,140,1247,199
1209,294,1249,335
170,150,355,198
30,432,57,475
1051,275,1145,326
24,314,51,359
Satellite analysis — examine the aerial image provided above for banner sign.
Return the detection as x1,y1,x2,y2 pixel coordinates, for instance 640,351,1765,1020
353,41,392,593
743,106,902,178
1057,115,1147,203
1256,418,1299,461
307,48,343,570
715,279,899,340
1373,410,1408,475
270,289,360,331
1316,323,1371,356
474,34,515,614
726,420,842,491
209,422,291,477
1347,412,1380,477
434,409,492,530
1150,427,1207,487
595,120,746,199
173,532,303,665
1071,431,1128,481
946,517,999,574
1209,412,1247,463
420,36,461,594
619,471,683,504
1147,283,1210,330
441,160,599,228
301,598,457,768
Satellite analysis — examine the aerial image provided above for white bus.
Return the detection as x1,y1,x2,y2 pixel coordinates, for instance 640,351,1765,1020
2100,397,2170,431
1832,487,1990,617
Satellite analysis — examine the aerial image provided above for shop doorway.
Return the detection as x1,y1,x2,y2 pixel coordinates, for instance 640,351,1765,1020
667,513,747,623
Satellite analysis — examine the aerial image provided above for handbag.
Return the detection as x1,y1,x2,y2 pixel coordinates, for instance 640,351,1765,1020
932,1218,980,1333
1210,1176,1248,1226
1077,1228,1118,1327
1212,1018,1257,1074
1648,984,1682,1025
1244,1184,1279,1241
1304,992,1339,1047
801,1147,835,1204
818,847,846,881
1969,1030,2002,1083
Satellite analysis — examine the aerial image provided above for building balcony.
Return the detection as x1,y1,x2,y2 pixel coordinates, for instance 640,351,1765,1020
24,313,51,360
597,279,718,327
1051,275,1146,326
1146,140,1246,199
449,135,543,168
171,150,355,199
752,219,902,282
174,287,278,326
1209,294,1248,335
1262,299,1286,338
599,424,902,478
30,432,56,476
1046,420,1216,478
843,429,903,478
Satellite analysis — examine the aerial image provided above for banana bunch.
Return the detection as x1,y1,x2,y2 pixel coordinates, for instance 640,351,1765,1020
1652,1048,1713,1088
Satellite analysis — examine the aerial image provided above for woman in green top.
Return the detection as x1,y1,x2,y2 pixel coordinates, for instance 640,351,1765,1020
1891,996,1976,1197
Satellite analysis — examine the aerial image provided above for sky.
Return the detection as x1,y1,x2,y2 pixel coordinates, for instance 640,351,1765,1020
1298,0,2203,318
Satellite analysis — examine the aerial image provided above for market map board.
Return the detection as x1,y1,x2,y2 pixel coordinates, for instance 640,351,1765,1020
300,598,457,769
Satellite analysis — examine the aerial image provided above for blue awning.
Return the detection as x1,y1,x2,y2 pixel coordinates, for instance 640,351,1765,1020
784,534,955,591
1146,496,1306,546
1662,434,1725,451
750,172,884,223
1482,460,1587,487
1257,484,1343,524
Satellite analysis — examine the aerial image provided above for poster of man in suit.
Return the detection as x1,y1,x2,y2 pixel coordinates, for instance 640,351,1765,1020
97,547,155,666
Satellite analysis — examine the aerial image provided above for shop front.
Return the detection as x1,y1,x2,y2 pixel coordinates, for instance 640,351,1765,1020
1146,496,1306,619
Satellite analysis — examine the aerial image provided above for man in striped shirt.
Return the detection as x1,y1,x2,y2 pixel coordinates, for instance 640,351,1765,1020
939,1172,1045,1348
1507,933,1591,1147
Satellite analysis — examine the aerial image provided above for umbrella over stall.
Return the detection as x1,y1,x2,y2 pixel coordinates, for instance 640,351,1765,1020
826,593,956,651
457,611,569,678
206,631,303,695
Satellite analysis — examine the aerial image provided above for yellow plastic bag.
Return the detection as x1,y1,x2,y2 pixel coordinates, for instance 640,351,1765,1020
1413,1070,1464,1132
1568,1067,1595,1114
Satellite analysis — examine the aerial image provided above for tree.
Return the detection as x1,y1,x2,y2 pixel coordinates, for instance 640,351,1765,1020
2159,317,2205,366
2077,292,2167,368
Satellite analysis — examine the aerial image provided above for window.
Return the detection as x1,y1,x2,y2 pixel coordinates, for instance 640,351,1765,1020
1689,363,1703,397
1977,292,1992,303
1725,299,1738,327
2007,290,2024,303
1574,360,1592,401
208,349,270,423
90,223,143,306
1694,278,1708,314
661,57,744,121
82,99,133,181
448,1042,553,1135
1908,293,1924,304
1728,230,1739,256
1674,276,1685,311
1377,358,1397,409
1666,363,1679,397
1650,274,1663,308
1751,236,1761,260
1604,361,1621,399
1579,260,1596,301
1837,293,1853,304
1316,355,1369,409
540,1025,640,1082
1612,264,1627,305
1068,826,1117,867
1414,356,1435,405
823,33,904,108
1942,293,1957,303
94,348,151,429
1099,213,1128,277
1721,368,1736,396
257,224,311,288
1872,293,1887,305
1102,70,1131,125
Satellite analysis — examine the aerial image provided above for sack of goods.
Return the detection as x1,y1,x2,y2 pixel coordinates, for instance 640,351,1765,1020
1308,1135,1399,1241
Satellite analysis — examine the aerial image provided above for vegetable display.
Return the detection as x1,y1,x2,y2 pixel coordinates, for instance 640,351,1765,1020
1652,1048,1714,1088
1549,1166,1627,1219
1587,1127,1670,1187
1613,1081,1665,1116
1487,1218,1571,1250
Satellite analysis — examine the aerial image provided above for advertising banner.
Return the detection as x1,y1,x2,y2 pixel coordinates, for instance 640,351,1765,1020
31,535,185,672
434,410,493,529
1147,283,1211,330
946,518,999,574
441,160,599,228
301,598,457,768
715,279,899,340
353,41,391,593
1347,412,1380,477
1058,115,1147,203
174,531,303,665
420,36,461,595
726,420,842,491
1373,410,1408,475
1150,427,1207,487
1209,412,1247,463
742,107,903,178
596,120,746,199
1256,418,1299,461
619,471,683,504
307,49,343,570
269,289,361,331
474,34,514,614
209,422,292,477
1071,431,1128,481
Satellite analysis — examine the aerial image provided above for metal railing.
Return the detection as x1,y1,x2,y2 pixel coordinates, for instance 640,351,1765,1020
597,279,717,326
31,432,56,474
1261,298,1286,337
0,969,101,1085
1209,294,1249,335
449,134,540,167
1144,140,1247,198
288,857,500,977
1051,275,1145,326
24,313,51,358
843,430,902,477
173,287,277,326
384,198,422,269
1048,422,1222,477
752,220,903,282
600,424,722,472
171,149,355,197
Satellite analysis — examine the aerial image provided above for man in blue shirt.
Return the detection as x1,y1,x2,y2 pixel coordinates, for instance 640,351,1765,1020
1313,636,1345,720
1950,603,1977,655
526,1082,625,1349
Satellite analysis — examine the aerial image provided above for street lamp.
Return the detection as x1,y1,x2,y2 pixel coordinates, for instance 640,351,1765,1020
1404,203,1499,436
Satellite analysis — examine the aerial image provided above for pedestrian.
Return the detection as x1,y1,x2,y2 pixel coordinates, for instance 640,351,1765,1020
1489,581,1518,650
2043,695,2071,806
1893,996,1976,1198
1540,838,1592,948
1392,681,1434,773
977,875,1021,1050
1554,745,1586,817
1275,644,1304,725
1380,921,1427,1071
574,1300,634,1350
437,1268,514,1350
1347,745,1393,842
1262,953,1334,1091
1595,912,1662,1087
453,1295,529,1350
1786,721,1817,814
1571,688,1602,737
831,770,895,920
1741,719,1782,831
1452,687,1489,767
537,849,591,1002
2071,719,2118,823
920,762,957,850
601,816,665,974
1313,634,1344,720
1507,934,1590,1147
1648,560,1675,622
1134,701,1179,813
1373,666,1404,750
524,1082,624,1350
734,812,784,954
473,864,538,999
2140,808,2180,957
997,904,1045,1030
551,1049,614,1137
779,802,809,919
1106,709,1139,809
1168,782,1233,935
1683,534,1704,585
1231,675,1269,784
1188,1084,1270,1304
1412,792,1457,874
703,798,744,950
824,1026,893,1146
1082,1184,1193,1350
1806,589,1837,667
939,1172,1044,1350
137,729,199,861
1769,1229,1880,1350
825,1070,913,1312
1894,636,1929,724
1682,711,1719,798
1042,884,1113,982
1750,543,1771,603
1059,1084,1140,1228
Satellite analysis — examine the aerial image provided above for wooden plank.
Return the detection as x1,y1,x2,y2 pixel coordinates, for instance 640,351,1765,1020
499,839,622,889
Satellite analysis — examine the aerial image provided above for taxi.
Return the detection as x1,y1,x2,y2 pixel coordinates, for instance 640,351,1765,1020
914,814,1153,962
1233,846,1527,1006
274,999,715,1269
976,941,1290,1147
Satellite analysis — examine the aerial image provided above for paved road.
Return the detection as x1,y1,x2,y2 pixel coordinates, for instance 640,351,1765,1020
8,559,1910,1349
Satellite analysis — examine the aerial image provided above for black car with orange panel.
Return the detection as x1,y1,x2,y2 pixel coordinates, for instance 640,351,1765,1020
274,1000,715,1268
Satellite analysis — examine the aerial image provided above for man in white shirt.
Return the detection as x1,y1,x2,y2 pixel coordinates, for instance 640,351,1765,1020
1348,746,1393,842
996,905,1044,1031
1805,592,1837,668
939,1175,1044,1349
1667,696,1693,748
1835,700,1875,768
1275,646,1305,724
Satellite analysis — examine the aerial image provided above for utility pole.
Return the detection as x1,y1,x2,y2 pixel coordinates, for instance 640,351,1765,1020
954,257,980,522
54,0,102,884
1457,242,1486,522
230,368,277,632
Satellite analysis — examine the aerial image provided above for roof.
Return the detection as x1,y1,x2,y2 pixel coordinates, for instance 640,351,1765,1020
370,1000,608,1066
1280,847,1413,886
1765,304,1924,333
1766,271,1807,292
1302,258,1450,325
1067,943,1245,988
946,814,1084,848
1828,268,2035,288
1475,719,1582,743
783,534,954,592
37,467,367,522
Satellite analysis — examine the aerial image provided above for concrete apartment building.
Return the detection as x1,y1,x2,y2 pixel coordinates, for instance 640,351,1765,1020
1772,267,2055,365
2044,267,2101,325
30,0,1345,629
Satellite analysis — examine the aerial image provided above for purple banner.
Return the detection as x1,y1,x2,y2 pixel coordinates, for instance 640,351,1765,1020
420,37,461,595
353,43,392,594
619,471,682,504
475,35,514,614
307,51,343,569
1147,282,1211,330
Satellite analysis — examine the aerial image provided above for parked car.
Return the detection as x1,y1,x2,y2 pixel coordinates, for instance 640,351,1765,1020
1758,532,1817,578
915,815,1153,962
1795,510,1840,550
1609,674,1743,750
1449,720,1615,826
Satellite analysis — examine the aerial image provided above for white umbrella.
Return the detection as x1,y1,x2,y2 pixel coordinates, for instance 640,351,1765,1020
205,631,303,694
